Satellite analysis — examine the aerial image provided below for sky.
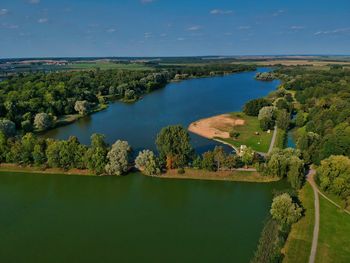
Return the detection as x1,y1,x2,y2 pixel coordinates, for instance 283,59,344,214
0,0,350,58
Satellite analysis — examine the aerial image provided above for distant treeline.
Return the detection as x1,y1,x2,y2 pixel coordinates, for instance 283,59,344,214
0,64,255,132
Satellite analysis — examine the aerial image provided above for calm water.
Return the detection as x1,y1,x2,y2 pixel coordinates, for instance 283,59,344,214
0,68,283,263
44,68,279,153
0,172,287,263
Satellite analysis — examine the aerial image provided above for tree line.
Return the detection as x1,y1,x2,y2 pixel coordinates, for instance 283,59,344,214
274,66,350,205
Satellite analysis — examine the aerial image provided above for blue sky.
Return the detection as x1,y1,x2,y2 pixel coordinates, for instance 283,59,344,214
0,0,350,58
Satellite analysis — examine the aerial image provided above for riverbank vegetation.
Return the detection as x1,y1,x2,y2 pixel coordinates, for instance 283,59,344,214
255,72,276,81
282,183,314,263
251,192,303,263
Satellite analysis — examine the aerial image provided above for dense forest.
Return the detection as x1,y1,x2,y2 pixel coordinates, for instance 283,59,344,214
274,66,350,205
0,64,255,132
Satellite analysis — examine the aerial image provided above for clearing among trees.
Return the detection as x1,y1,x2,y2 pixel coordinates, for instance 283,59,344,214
188,114,245,139
189,112,273,153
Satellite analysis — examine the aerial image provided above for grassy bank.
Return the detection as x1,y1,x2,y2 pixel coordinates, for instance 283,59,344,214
0,163,93,176
156,168,279,183
316,194,350,263
219,112,273,153
282,183,314,263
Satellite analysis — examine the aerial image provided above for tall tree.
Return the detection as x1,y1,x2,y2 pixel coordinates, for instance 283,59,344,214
105,140,132,176
156,125,194,169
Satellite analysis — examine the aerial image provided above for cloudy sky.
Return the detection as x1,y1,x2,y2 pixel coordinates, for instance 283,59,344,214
0,0,350,58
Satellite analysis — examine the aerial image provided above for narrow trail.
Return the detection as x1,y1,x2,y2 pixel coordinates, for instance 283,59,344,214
268,126,277,154
307,169,319,263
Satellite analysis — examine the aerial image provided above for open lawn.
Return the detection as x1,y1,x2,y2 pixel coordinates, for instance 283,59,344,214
189,112,273,153
282,183,314,263
220,112,273,152
316,195,350,263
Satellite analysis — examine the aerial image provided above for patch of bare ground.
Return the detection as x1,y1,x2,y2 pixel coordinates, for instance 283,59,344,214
188,114,245,139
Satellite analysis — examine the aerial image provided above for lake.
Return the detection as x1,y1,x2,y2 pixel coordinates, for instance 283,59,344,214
43,68,279,153
0,68,283,263
0,172,287,263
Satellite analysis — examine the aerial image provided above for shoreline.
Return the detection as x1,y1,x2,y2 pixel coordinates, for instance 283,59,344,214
0,164,94,176
0,164,279,183
150,168,280,183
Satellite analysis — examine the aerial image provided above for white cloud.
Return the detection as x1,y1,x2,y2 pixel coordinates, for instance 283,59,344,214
314,28,350,35
28,0,41,4
177,37,185,41
38,18,48,23
187,25,201,31
238,26,251,30
106,28,116,33
160,33,167,37
1,23,19,29
0,8,9,16
210,9,233,15
144,32,152,38
290,26,305,30
141,0,155,4
273,9,285,16
224,32,233,36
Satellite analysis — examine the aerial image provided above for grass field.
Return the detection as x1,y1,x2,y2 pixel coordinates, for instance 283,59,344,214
282,183,314,263
316,195,350,263
66,62,153,71
219,112,273,153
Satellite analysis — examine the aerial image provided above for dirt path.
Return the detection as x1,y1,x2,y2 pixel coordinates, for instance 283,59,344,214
307,169,319,263
267,126,277,154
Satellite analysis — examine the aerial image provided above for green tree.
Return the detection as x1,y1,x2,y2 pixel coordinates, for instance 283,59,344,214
276,110,290,130
21,120,33,133
105,140,132,176
135,149,160,176
213,146,226,170
270,193,302,225
241,147,254,166
258,106,275,121
33,140,47,166
275,98,290,111
156,125,194,169
317,155,350,199
84,134,108,174
0,132,9,162
287,156,305,189
295,111,307,127
34,113,53,131
20,133,37,164
224,154,244,169
243,98,272,116
0,119,16,137
201,151,216,171
260,117,275,131
74,100,91,115
46,140,61,168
